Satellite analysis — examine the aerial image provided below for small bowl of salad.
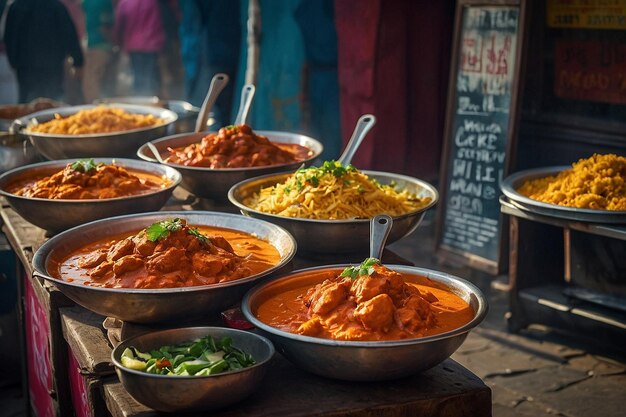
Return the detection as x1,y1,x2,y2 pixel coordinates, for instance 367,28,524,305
111,326,274,412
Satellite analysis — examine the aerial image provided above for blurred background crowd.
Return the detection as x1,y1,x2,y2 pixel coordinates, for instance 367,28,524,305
0,0,453,180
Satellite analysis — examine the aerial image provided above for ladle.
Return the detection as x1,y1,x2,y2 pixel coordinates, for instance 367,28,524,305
369,214,393,260
337,114,376,166
146,141,166,164
234,84,256,126
194,73,229,133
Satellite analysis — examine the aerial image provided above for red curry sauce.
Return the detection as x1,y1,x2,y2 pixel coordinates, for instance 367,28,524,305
256,264,474,341
165,124,312,168
7,161,169,199
51,219,281,289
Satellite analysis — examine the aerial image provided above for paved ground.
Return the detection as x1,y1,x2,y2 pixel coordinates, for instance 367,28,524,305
1,213,625,417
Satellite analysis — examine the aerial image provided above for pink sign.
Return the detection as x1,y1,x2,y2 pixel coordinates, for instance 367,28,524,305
68,350,93,417
24,273,56,417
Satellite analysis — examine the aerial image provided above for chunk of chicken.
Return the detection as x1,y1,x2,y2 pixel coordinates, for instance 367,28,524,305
113,255,144,276
88,261,113,278
296,317,324,336
354,294,395,332
133,234,157,257
108,238,135,261
191,252,227,276
307,280,350,315
351,275,390,303
77,249,107,268
146,247,186,274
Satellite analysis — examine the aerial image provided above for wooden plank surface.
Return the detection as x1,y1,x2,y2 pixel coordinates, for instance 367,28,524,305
102,356,491,417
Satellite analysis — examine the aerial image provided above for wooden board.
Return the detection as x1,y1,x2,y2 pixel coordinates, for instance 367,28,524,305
102,356,491,417
436,0,528,274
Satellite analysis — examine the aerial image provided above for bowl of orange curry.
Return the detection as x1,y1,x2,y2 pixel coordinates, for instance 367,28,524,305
241,259,487,381
11,104,177,160
0,158,181,233
32,211,297,323
136,124,323,200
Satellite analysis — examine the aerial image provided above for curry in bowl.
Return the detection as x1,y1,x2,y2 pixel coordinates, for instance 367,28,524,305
164,124,313,169
254,258,474,341
50,218,281,289
5,159,171,200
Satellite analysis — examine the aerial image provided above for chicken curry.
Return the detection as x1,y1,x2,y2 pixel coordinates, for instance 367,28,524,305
256,259,474,341
7,159,170,199
165,124,312,168
51,218,281,289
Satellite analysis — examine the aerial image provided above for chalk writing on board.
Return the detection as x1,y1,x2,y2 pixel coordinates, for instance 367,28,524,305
441,7,519,262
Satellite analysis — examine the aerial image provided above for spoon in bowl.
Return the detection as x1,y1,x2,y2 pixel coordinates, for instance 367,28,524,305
337,114,376,166
146,141,166,164
370,214,393,260
195,73,230,133
234,84,256,126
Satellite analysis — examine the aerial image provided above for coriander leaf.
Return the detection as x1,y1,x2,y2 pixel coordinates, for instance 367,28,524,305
71,158,98,173
145,218,183,242
340,258,381,280
187,227,209,244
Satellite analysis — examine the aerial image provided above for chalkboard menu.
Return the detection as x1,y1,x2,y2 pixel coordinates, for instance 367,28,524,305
436,1,527,274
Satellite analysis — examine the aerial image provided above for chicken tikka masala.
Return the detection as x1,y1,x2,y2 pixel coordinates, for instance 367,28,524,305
52,218,280,289
8,159,169,199
256,259,474,341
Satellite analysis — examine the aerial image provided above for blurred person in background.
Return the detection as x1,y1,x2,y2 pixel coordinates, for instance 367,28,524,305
114,0,164,96
179,0,240,125
0,0,17,104
4,0,84,103
82,0,117,103
157,0,184,99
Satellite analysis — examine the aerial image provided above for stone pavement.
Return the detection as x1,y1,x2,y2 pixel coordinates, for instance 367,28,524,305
388,214,626,417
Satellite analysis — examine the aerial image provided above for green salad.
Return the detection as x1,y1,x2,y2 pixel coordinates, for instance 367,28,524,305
119,335,256,376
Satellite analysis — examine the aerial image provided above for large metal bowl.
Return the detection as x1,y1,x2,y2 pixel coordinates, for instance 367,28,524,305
228,170,438,255
242,265,487,381
32,211,297,323
11,104,177,160
111,326,274,412
137,131,323,200
0,132,41,174
0,158,181,233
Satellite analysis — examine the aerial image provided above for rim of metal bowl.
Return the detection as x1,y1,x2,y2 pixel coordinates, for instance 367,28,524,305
14,104,178,138
227,170,439,225
136,131,324,173
241,264,488,348
32,210,297,294
0,158,182,203
111,326,275,380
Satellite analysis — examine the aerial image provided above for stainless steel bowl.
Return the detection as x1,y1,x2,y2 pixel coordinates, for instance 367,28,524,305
0,132,41,173
137,131,323,200
242,265,487,381
32,211,297,323
228,170,438,255
0,158,181,233
12,104,177,160
111,326,274,412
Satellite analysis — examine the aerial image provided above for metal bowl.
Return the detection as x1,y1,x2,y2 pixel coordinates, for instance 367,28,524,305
0,158,181,233
228,170,438,255
11,104,177,160
32,211,297,323
111,326,274,412
137,131,323,200
242,265,487,381
501,166,626,223
0,132,41,174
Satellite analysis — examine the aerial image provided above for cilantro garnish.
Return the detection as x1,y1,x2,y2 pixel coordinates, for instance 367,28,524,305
340,258,381,280
145,218,184,242
187,227,209,244
71,158,98,173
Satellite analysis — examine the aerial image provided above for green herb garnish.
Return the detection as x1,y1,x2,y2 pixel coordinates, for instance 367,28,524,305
145,218,184,242
187,227,209,245
340,258,381,280
71,158,98,173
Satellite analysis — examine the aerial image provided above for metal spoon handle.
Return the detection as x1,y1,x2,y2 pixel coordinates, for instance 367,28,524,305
146,141,165,164
234,84,256,125
370,214,393,260
337,114,376,166
195,73,229,133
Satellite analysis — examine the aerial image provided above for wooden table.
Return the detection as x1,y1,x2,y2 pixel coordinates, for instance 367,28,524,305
2,196,493,417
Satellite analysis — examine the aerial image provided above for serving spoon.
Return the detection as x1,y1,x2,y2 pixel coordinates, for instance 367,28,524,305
195,73,230,133
234,84,256,126
337,114,376,166
370,214,393,260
